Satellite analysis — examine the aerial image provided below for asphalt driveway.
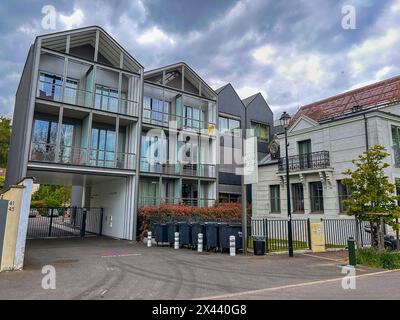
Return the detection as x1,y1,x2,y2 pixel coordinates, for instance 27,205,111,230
0,237,391,300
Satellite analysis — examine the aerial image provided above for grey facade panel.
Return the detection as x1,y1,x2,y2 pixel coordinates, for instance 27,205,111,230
245,94,274,159
5,45,35,187
218,172,241,186
217,84,246,120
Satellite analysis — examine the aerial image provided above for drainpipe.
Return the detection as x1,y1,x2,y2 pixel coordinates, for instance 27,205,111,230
363,113,369,151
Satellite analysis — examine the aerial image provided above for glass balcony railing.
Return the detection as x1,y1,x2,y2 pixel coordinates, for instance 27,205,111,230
37,79,139,117
142,109,215,133
30,142,136,170
138,196,216,208
140,158,216,178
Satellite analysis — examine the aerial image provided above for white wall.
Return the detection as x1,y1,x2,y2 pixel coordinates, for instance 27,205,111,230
89,177,131,239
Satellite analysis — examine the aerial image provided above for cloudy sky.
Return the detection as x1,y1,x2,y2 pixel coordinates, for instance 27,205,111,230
0,0,399,118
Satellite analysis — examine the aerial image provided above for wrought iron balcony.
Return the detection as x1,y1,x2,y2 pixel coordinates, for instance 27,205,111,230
140,158,216,178
278,151,330,172
30,142,136,170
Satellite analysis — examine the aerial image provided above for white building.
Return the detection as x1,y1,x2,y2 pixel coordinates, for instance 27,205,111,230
252,76,400,220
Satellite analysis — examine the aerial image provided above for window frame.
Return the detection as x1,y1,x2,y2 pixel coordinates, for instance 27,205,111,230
309,181,324,213
270,185,281,213
250,121,269,142
291,183,304,213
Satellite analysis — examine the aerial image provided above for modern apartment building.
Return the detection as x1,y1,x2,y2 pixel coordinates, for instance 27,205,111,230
138,63,218,208
252,76,400,219
216,84,274,203
5,26,218,240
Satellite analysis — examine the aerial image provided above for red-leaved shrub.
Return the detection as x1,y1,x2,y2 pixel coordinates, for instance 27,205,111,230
138,202,251,240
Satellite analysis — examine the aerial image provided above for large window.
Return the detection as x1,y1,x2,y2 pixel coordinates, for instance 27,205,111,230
310,181,324,213
140,134,168,170
33,119,57,145
38,73,79,104
32,119,74,162
392,126,400,166
251,122,269,142
219,116,240,134
184,105,202,130
337,180,350,214
90,127,116,167
95,85,119,112
298,139,312,169
270,185,281,213
143,96,169,126
291,183,304,213
64,79,78,105
38,73,63,101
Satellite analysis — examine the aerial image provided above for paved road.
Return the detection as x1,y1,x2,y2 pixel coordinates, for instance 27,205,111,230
0,237,397,300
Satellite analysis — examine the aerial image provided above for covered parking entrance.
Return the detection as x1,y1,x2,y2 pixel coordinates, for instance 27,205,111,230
26,167,137,240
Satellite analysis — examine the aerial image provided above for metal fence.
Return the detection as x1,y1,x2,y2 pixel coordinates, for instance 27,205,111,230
322,218,371,247
251,217,371,253
27,207,104,239
251,218,311,252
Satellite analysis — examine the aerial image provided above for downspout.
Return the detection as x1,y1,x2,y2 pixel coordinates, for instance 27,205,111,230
363,113,369,151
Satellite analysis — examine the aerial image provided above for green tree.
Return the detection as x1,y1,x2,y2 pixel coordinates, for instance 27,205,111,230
31,185,71,208
0,176,4,191
342,145,400,247
0,117,11,168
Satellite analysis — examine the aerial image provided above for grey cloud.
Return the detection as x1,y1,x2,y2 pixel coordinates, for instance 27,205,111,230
0,0,398,118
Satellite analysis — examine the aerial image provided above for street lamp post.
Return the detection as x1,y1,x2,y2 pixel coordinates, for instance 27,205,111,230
280,112,294,258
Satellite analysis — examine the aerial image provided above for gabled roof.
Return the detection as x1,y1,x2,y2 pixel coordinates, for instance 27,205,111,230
291,75,400,124
242,93,260,107
215,83,230,94
36,26,143,73
144,62,217,100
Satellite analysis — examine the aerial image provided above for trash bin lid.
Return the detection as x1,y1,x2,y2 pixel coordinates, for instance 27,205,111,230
253,236,266,241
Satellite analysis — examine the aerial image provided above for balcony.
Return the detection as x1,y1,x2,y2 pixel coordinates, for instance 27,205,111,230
142,109,212,133
138,196,216,208
37,78,139,117
140,158,216,178
30,142,136,170
278,151,330,173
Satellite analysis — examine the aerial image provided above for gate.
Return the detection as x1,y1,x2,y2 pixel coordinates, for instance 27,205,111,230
27,207,104,239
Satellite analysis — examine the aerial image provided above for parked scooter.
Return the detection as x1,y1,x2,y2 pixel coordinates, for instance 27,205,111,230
364,225,398,250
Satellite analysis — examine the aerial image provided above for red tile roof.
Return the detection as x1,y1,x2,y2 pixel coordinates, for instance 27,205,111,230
291,75,400,124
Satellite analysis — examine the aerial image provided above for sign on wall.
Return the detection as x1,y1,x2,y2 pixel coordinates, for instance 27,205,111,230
244,136,258,185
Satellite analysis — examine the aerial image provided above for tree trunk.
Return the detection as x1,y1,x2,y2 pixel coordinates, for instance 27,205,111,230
378,216,384,250
396,218,399,251
370,221,377,249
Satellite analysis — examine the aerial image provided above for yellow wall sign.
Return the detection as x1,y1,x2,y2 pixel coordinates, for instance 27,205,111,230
310,221,326,253
208,124,215,135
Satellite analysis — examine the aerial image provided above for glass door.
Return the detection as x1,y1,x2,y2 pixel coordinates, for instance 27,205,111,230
90,127,116,168
298,140,312,169
59,123,75,163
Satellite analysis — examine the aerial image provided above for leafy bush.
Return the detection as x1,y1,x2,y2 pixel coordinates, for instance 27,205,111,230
31,184,71,207
0,176,4,191
356,248,400,270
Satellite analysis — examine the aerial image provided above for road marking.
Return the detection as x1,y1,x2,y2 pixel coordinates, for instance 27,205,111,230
196,269,400,300
303,253,345,262
101,253,142,258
